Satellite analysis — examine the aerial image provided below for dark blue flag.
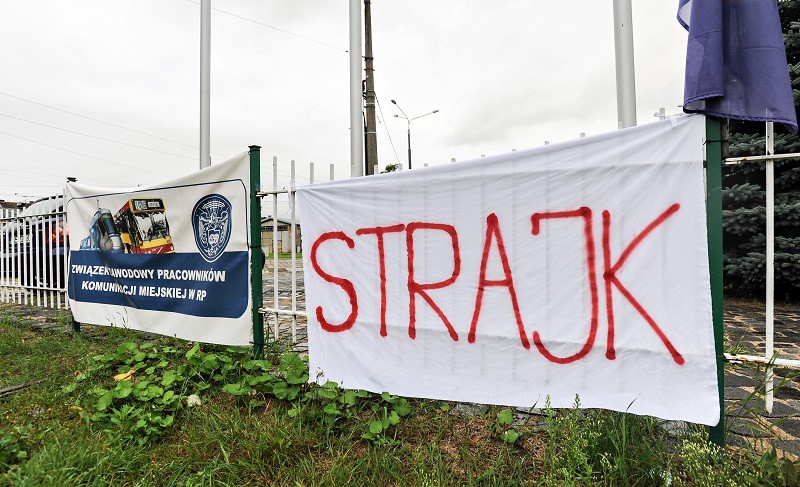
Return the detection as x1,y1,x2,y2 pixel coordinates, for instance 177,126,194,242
678,0,797,133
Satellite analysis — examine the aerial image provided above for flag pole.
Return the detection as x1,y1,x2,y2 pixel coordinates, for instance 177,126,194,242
200,0,211,169
612,0,637,128
349,0,364,177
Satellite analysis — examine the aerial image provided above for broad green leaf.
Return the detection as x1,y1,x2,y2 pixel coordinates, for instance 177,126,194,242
247,374,276,386
116,342,138,355
161,372,177,387
279,353,308,384
341,390,357,406
500,430,520,444
323,403,341,416
497,409,513,426
272,382,289,399
286,385,301,401
97,391,113,411
186,343,200,359
369,421,384,434
222,383,248,396
392,399,411,417
113,381,132,399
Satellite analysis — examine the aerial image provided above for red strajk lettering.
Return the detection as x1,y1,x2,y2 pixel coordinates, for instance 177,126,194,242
530,207,599,364
602,204,684,365
468,213,531,349
356,224,406,337
310,231,358,333
406,222,461,341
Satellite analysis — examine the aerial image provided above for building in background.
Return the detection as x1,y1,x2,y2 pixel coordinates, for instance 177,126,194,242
261,216,301,255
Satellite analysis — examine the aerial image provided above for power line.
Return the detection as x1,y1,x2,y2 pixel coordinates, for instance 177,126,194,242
0,130,170,177
0,184,62,188
0,170,65,185
0,168,136,187
0,168,132,185
312,127,350,162
0,91,228,157
0,113,197,160
181,0,348,53
376,95,401,166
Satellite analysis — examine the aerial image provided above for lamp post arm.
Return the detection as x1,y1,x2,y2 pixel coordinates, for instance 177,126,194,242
411,110,439,122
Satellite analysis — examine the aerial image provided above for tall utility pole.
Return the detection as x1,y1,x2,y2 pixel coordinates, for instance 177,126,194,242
612,0,637,129
348,0,364,177
363,0,378,175
200,0,211,168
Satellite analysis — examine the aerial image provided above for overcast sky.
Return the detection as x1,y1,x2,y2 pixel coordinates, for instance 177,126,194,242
0,0,688,208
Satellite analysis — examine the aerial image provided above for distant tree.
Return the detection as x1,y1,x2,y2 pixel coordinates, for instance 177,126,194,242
722,0,800,297
381,163,399,173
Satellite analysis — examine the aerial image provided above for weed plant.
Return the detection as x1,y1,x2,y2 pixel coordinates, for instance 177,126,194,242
1,307,800,485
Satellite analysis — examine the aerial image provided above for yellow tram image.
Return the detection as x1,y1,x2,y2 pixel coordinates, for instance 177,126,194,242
113,198,174,254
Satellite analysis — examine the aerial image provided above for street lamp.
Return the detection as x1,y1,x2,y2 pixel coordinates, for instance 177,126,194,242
391,99,439,170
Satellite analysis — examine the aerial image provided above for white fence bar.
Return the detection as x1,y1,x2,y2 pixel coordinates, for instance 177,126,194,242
725,152,800,164
290,160,297,343
46,196,54,307
272,156,279,339
58,191,65,309
766,121,775,413
259,307,307,318
24,210,30,305
1,209,7,303
725,353,800,369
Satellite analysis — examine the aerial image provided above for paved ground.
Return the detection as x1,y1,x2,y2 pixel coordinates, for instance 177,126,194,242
724,301,800,454
3,262,800,454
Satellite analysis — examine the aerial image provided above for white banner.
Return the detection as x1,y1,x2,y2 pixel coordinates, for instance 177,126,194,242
298,115,719,425
66,153,253,345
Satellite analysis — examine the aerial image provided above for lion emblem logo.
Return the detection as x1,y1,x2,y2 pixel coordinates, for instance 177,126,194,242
192,194,232,262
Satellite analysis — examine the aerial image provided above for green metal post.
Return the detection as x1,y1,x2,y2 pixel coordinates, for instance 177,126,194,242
706,116,725,447
249,146,265,359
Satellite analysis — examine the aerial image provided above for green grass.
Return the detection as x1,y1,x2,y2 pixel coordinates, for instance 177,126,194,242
0,304,798,486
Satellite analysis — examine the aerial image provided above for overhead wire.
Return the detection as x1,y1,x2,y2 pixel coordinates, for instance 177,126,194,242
0,168,137,187
375,95,401,166
181,0,348,53
0,130,170,177
0,91,229,157
0,113,197,160
0,167,133,186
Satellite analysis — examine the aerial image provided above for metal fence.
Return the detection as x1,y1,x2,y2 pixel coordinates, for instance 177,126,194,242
723,121,800,414
0,194,70,309
257,157,334,344
0,124,796,417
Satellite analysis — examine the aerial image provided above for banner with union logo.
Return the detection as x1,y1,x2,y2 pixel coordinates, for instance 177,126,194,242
298,114,718,425
66,153,252,345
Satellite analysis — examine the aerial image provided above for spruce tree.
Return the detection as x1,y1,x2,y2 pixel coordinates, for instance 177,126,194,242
723,0,800,298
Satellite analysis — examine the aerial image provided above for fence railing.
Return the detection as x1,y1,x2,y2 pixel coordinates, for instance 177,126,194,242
0,124,795,418
0,194,69,309
722,121,800,414
257,157,334,343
